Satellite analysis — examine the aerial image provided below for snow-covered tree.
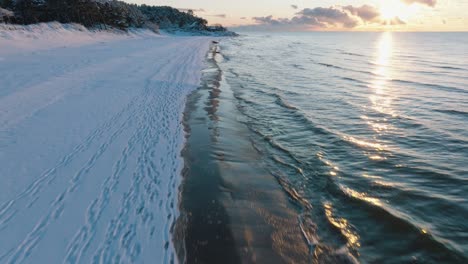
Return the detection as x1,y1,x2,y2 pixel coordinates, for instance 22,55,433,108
0,0,230,34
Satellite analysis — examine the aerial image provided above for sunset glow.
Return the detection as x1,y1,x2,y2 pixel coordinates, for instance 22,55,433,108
128,0,468,31
379,0,421,21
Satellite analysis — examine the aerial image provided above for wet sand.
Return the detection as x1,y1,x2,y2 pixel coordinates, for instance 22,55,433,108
174,45,313,263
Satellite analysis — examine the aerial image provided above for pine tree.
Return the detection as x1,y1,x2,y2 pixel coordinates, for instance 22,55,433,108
0,0,15,9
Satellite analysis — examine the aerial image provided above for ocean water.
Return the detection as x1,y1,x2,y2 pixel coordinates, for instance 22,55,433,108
208,32,468,263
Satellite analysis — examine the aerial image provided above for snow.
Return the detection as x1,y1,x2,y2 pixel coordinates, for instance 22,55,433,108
0,24,211,263
0,8,14,17
0,22,159,56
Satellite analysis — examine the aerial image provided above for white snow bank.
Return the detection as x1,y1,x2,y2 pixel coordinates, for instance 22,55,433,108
0,28,211,263
0,8,14,17
0,22,159,56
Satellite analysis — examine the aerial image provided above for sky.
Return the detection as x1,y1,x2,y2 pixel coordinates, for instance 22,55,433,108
128,0,468,31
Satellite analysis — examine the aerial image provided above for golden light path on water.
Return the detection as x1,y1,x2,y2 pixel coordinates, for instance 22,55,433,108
316,32,434,255
338,33,395,167
329,32,429,247
326,34,397,248
324,203,361,248
353,32,396,188
366,32,395,160
370,32,395,121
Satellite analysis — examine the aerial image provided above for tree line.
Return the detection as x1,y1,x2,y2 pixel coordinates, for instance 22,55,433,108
0,0,229,33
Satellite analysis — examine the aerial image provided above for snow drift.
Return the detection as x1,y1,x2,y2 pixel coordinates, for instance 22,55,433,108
0,23,212,263
0,22,159,56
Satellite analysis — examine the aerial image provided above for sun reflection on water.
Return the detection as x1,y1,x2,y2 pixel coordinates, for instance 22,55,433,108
369,32,396,122
324,203,361,249
317,152,340,177
353,32,398,162
342,186,383,207
343,135,387,151
369,155,386,160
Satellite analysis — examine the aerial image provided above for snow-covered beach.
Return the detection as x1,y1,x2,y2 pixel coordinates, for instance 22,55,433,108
0,24,211,263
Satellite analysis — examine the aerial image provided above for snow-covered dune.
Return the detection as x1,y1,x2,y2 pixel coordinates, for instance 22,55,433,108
0,25,211,263
0,22,159,56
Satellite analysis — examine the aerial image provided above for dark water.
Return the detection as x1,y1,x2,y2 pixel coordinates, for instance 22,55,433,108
178,47,317,263
180,32,468,263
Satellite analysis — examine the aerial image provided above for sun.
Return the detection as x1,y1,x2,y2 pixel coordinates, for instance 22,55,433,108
380,0,421,21
380,2,400,20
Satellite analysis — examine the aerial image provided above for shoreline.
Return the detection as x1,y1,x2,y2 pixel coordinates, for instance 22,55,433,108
174,43,241,263
175,41,314,263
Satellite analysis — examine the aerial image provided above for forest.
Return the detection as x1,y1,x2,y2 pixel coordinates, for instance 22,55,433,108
0,0,229,33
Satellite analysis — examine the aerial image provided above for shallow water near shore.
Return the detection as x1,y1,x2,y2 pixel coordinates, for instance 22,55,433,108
177,46,320,263
178,32,468,263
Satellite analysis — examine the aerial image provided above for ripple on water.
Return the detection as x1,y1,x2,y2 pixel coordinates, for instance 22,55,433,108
217,32,468,262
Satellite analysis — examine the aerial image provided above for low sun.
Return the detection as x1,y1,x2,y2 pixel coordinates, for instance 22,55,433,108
380,0,421,21
380,2,401,20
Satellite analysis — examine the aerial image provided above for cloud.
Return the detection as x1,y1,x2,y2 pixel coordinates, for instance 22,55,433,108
209,14,227,18
295,7,360,28
342,5,380,22
291,5,298,9
243,5,407,31
252,5,388,29
253,15,291,25
383,17,406,25
178,8,206,13
401,0,437,7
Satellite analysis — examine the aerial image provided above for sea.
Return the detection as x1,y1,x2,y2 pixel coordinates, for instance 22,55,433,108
178,32,468,264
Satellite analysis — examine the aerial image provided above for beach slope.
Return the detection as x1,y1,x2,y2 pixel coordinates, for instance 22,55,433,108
0,25,210,263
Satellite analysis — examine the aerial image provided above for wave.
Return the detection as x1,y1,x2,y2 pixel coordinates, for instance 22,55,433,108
291,63,305,70
394,55,468,71
271,171,312,210
291,41,304,45
411,62,468,72
340,51,366,57
354,168,468,212
273,94,299,110
399,162,468,185
251,119,467,261
236,87,401,157
272,155,305,178
232,91,261,107
434,109,468,118
391,79,468,94
249,126,305,166
240,91,468,187
317,62,344,70
436,65,468,71
315,61,376,76
262,133,466,262
233,83,467,184
332,184,467,262
338,76,369,86
270,170,359,263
